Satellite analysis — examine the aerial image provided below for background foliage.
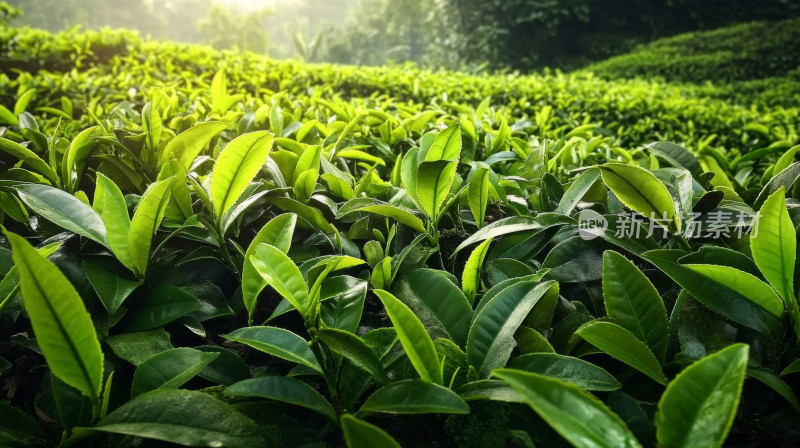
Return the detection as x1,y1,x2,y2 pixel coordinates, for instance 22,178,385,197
6,0,800,71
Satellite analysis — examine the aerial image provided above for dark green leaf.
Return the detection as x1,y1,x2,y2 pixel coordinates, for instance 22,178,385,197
358,379,469,416
131,348,218,397
656,344,748,448
494,369,642,448
89,389,271,448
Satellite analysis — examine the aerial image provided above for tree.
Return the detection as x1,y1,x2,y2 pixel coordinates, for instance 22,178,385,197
197,4,271,54
0,1,22,24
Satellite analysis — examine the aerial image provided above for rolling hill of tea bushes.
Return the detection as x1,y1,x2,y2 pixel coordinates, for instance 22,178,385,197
1,23,800,448
587,17,800,107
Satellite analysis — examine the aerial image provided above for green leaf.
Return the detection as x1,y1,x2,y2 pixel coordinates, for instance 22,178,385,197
211,131,273,218
751,188,797,312
309,257,365,323
250,244,309,317
701,155,735,189
62,126,102,192
494,369,642,448
157,160,193,224
0,191,28,226
5,231,104,402
293,145,322,184
225,376,337,421
417,160,457,220
508,353,622,391
358,379,469,416
393,268,473,347
322,173,354,200
19,100,45,124
467,280,558,378
242,214,297,323
576,320,668,385
83,261,139,314
0,244,61,314
159,121,229,169
600,163,678,231
656,344,748,448
292,146,321,203
556,167,601,215
337,198,425,233
456,380,524,403
515,326,556,354
643,250,782,337
677,294,737,360
89,389,270,448
106,329,173,366
426,125,461,161
52,375,93,432
0,401,47,446
774,144,800,176
142,101,161,152
318,328,387,382
196,346,251,386
0,105,18,126
401,147,421,205
542,236,604,282
223,326,322,373
491,118,510,153
267,197,334,234
683,264,784,318
781,359,800,376
375,289,442,384
319,276,368,333
131,348,219,397
269,103,284,136
469,167,491,228
128,178,173,279
755,162,800,208
370,257,392,290
0,137,56,183
94,173,133,270
337,149,385,166
747,367,800,412
124,284,201,331
603,251,669,362
341,414,402,448
453,215,571,256
211,68,232,114
462,238,492,304
16,184,108,248
646,142,703,179
294,169,317,203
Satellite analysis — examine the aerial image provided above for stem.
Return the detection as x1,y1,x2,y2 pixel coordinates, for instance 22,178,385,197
674,235,692,252
426,220,439,246
790,299,800,343
217,237,240,276
0,283,20,315
436,248,446,272
311,340,344,414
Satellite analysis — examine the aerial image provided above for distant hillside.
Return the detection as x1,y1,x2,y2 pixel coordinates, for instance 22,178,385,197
586,18,800,84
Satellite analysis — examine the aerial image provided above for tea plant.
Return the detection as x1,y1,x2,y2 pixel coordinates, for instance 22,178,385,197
0,24,799,448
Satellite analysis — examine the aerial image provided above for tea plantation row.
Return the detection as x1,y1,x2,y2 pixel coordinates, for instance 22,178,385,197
0,25,799,447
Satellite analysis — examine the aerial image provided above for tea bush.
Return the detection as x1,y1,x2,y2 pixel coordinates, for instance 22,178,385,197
587,17,800,107
0,25,799,448
588,18,800,84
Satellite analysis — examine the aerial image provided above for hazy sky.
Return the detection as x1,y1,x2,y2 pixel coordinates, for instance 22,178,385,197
225,0,300,10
